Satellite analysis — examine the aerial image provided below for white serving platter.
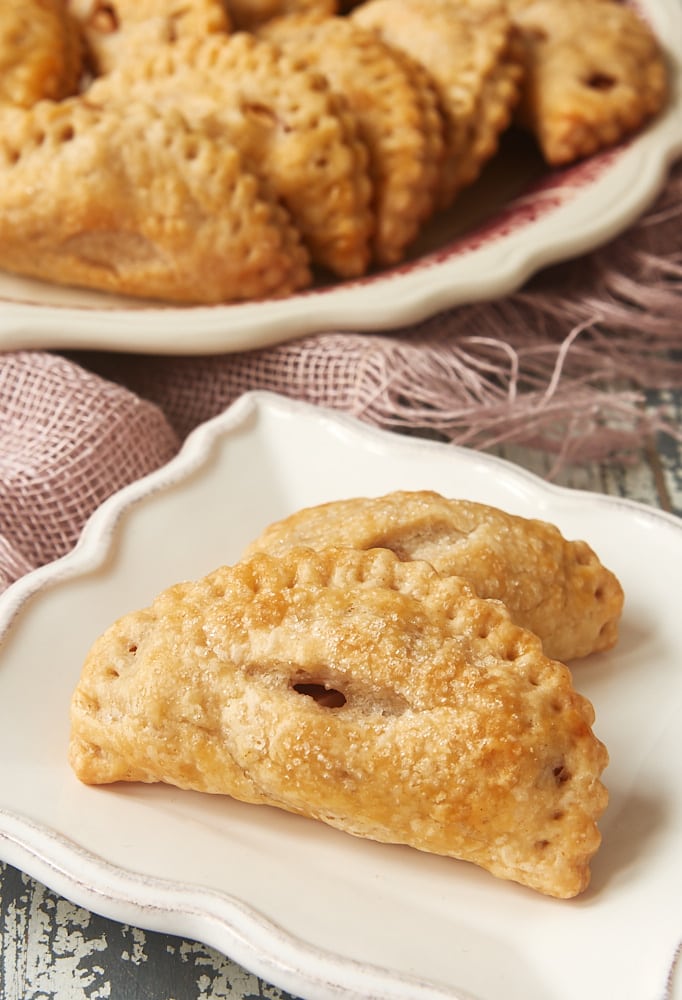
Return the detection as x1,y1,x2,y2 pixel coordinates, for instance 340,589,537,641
0,392,680,1000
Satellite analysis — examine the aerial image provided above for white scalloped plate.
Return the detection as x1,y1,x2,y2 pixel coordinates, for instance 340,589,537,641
0,392,681,1000
0,0,680,356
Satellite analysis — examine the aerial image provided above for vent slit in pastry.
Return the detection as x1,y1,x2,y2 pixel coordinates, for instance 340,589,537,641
292,681,347,708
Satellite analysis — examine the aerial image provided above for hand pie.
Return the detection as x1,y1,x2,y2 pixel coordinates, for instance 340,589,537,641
0,98,311,303
351,0,524,207
87,32,374,278
258,14,445,265
70,546,609,898
244,490,624,662
507,0,668,164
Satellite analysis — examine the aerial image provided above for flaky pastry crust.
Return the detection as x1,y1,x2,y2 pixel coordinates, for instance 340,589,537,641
258,14,445,265
244,490,624,662
87,32,374,278
0,98,311,302
70,546,608,898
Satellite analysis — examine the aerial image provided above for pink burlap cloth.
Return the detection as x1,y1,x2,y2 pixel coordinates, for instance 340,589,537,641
1,161,681,592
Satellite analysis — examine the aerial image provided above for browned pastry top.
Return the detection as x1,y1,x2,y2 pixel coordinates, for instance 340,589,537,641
70,544,609,898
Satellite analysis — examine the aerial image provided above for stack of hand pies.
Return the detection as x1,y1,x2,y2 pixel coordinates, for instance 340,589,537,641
70,491,624,898
0,0,670,303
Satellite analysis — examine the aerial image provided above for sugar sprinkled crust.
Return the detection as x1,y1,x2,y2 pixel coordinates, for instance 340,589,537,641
87,31,374,278
70,545,609,898
508,0,669,164
0,98,311,303
244,490,624,662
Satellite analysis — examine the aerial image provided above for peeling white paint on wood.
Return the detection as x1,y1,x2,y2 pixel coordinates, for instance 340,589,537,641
0,862,293,1000
1,870,110,999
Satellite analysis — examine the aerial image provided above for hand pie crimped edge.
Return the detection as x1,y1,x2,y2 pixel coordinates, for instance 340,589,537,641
243,489,625,662
351,0,524,206
258,13,446,264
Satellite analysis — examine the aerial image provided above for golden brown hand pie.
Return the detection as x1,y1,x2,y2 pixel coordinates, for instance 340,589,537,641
351,0,524,207
244,490,624,662
87,32,374,278
0,0,82,107
69,546,608,898
507,0,668,164
67,0,231,75
258,14,445,265
0,98,311,303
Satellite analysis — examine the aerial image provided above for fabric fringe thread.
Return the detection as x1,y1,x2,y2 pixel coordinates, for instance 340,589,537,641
332,164,682,468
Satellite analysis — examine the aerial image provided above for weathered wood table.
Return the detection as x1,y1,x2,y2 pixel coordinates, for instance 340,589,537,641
1,389,680,1000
